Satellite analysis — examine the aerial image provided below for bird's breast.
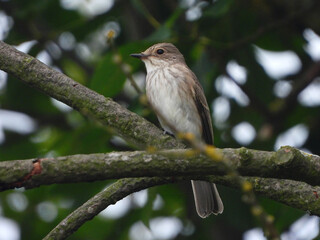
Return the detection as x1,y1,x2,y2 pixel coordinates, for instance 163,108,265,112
146,68,202,138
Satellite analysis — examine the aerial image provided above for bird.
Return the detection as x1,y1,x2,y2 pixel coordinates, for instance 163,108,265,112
130,43,224,218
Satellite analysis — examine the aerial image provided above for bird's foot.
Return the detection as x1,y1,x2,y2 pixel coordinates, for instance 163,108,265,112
163,130,175,138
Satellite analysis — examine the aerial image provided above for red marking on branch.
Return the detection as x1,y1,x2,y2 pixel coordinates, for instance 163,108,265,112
13,159,43,188
313,191,318,199
24,160,42,179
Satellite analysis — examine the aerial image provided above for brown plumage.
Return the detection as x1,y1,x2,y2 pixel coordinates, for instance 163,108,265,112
131,43,224,218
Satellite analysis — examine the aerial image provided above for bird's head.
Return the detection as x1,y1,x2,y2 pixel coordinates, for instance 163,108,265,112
130,43,186,72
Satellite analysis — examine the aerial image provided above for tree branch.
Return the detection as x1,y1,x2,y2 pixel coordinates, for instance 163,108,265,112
0,40,183,150
208,175,320,216
1,146,320,191
43,174,320,240
43,177,174,240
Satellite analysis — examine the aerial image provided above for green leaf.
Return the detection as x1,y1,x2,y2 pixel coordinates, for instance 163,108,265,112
90,53,126,97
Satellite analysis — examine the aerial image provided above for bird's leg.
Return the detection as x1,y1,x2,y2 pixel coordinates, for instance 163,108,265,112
163,130,175,138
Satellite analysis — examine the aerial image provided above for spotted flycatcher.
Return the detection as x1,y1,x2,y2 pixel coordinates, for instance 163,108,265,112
131,43,224,218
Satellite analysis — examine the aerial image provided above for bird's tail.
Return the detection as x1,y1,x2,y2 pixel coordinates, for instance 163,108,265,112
191,180,224,218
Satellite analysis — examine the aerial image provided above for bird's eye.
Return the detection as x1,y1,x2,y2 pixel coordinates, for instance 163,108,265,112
156,49,164,55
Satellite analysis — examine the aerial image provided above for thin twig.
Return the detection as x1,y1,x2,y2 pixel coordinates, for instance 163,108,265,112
106,30,143,95
130,0,161,29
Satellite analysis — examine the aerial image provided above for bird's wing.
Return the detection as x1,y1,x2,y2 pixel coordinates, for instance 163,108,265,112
191,74,214,145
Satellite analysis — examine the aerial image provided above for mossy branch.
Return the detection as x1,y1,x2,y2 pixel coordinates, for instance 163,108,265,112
0,40,183,240
208,175,320,216
43,175,320,240
43,177,173,240
0,40,183,150
1,146,319,191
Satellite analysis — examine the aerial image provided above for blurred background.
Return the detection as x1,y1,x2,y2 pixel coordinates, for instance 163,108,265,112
1,0,320,239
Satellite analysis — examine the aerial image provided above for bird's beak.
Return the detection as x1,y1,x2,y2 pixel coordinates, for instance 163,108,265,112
130,53,148,59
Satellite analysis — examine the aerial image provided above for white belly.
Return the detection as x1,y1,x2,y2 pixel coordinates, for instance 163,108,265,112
146,68,202,138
